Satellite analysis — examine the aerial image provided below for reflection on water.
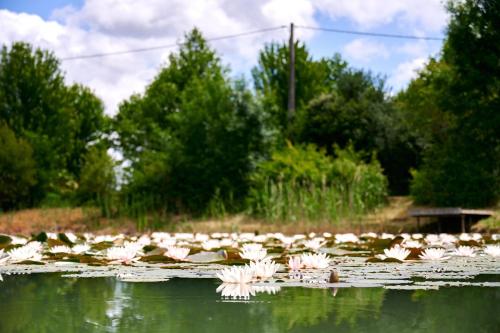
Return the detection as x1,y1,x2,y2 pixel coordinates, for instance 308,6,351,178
0,274,498,333
216,283,281,300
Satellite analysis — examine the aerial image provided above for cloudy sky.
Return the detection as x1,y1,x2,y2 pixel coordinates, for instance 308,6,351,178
0,0,449,115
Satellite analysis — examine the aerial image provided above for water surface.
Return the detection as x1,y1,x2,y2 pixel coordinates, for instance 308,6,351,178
0,274,498,333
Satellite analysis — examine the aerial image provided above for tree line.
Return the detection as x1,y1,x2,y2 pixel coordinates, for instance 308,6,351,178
0,0,498,220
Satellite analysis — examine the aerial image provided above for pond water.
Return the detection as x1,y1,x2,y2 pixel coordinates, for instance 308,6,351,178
0,274,498,333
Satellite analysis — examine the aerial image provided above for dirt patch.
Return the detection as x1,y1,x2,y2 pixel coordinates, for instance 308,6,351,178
0,207,136,235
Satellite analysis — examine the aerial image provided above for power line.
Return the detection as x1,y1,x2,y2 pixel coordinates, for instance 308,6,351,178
296,25,444,41
60,26,287,61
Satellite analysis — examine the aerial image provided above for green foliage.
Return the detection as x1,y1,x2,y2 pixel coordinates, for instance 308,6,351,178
0,42,110,208
247,143,387,223
0,123,36,210
252,42,347,134
407,0,500,207
253,43,418,194
297,69,419,194
115,29,266,215
78,146,116,215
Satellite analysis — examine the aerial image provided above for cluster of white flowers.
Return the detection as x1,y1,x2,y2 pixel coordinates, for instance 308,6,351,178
381,245,411,261
0,231,497,274
164,246,190,261
5,242,42,262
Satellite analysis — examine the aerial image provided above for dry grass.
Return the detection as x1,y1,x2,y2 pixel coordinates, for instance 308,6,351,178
0,197,420,235
0,207,136,235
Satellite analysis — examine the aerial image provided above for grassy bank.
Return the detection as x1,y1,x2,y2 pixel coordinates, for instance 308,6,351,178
2,197,498,236
0,197,416,235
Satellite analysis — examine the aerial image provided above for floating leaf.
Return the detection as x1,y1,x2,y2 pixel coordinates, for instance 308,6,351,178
140,255,174,263
47,239,66,248
187,251,225,263
58,233,74,245
16,260,45,265
33,232,48,242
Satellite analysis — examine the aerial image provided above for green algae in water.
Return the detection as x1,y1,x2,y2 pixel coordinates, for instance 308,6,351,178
0,274,499,333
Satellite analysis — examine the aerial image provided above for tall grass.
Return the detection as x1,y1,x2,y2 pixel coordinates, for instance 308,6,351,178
247,144,388,224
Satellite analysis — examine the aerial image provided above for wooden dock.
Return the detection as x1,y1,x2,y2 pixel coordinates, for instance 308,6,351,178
408,208,494,233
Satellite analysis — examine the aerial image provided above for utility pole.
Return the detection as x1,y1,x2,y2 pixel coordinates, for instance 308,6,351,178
287,22,295,124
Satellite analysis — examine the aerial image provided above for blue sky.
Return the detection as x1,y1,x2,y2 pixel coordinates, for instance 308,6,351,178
0,0,448,114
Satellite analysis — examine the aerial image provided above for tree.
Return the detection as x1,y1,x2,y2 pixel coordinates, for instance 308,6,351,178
252,42,346,135
407,0,500,207
0,42,109,206
0,123,36,210
115,29,265,213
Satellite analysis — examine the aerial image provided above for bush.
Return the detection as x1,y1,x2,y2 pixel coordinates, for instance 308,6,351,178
0,123,37,210
247,143,387,223
78,146,116,215
411,139,499,207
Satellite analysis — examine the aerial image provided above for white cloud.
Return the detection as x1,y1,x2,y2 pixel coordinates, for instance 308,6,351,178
0,1,447,113
389,57,427,90
0,1,317,115
343,38,389,63
314,0,448,32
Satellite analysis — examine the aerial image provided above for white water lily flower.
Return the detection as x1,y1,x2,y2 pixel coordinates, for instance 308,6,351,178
250,260,279,280
7,244,42,262
241,243,263,252
402,240,422,248
419,248,449,261
293,234,306,241
0,249,8,265
279,236,295,247
425,234,440,245
202,239,221,251
303,238,325,251
253,235,268,243
106,246,138,264
240,247,267,261
484,245,500,257
165,246,190,261
94,235,117,243
158,238,177,249
46,232,58,240
49,245,72,254
301,253,331,269
123,241,144,253
288,256,303,271
335,233,359,243
380,233,395,240
10,236,28,245
472,233,482,241
439,234,457,244
174,233,194,240
453,246,476,257
195,233,209,242
239,233,256,242
72,244,91,254
65,233,78,243
323,232,332,238
383,245,410,261
216,265,254,284
361,232,378,239
26,241,43,251
219,238,234,247
412,233,423,240
137,235,151,246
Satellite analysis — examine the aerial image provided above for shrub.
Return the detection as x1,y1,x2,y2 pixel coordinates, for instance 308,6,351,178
247,143,387,223
0,123,37,210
